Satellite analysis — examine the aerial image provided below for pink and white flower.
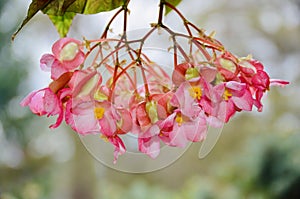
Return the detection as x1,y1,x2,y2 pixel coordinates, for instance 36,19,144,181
40,38,85,80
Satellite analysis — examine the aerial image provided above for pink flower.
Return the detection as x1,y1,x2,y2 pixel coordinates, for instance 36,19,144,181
97,103,130,163
66,99,128,163
20,87,67,128
138,125,161,159
64,67,131,163
40,38,85,80
170,81,202,118
97,101,132,136
159,110,207,148
21,88,60,116
65,68,103,134
215,81,253,122
137,79,208,155
137,82,208,157
239,59,289,111
65,100,100,134
21,72,73,128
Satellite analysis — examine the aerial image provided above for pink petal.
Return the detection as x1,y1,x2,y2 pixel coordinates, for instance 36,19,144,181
226,81,246,92
254,90,264,112
116,108,132,134
252,70,270,90
138,125,161,159
52,38,81,59
216,53,238,80
207,115,224,128
49,106,64,129
171,82,200,118
217,100,235,123
158,112,176,132
172,63,190,86
65,101,100,135
49,92,68,129
231,89,253,111
168,124,188,148
69,68,101,98
200,66,217,83
21,88,48,115
186,113,207,142
20,90,38,107
44,88,60,115
270,79,289,87
250,60,264,71
40,54,55,72
62,51,85,70
51,60,68,80
99,108,117,137
108,135,126,164
136,102,151,127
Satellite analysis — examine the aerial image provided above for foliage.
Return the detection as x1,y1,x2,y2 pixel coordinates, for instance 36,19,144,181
13,0,125,38
13,0,183,38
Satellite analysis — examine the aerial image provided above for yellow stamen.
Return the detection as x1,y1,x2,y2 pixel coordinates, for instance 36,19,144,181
189,86,202,100
159,131,164,137
175,113,183,126
94,107,105,119
100,134,109,142
223,89,232,101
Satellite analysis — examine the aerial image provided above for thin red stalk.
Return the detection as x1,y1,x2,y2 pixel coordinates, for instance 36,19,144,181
193,37,223,50
109,61,137,100
139,61,150,100
100,7,124,39
97,43,127,68
192,40,212,61
163,1,193,36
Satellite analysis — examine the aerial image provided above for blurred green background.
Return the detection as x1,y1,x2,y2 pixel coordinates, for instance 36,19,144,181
0,0,299,198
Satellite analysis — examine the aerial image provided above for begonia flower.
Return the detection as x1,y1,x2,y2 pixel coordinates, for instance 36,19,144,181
40,38,85,80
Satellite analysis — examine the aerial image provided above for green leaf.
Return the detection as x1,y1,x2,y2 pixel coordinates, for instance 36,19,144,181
12,0,52,40
13,0,124,40
48,12,76,37
165,0,182,15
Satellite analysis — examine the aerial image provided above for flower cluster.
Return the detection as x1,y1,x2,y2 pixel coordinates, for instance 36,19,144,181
20,1,289,163
21,34,288,163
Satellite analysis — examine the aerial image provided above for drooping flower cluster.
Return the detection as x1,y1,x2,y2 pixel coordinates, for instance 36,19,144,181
20,2,289,163
21,34,288,163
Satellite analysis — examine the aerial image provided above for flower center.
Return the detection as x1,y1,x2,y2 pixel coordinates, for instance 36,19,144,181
60,42,79,61
189,86,202,100
94,107,105,119
175,113,183,126
223,89,232,101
